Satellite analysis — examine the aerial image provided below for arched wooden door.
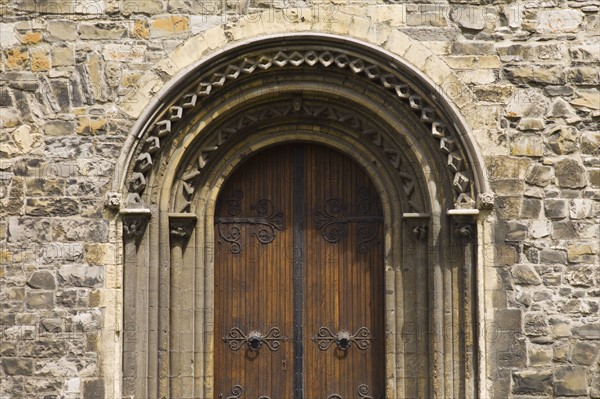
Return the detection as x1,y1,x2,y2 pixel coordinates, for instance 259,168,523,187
214,143,385,399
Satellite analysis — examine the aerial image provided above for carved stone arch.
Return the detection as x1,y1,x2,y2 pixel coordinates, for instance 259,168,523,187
115,34,493,399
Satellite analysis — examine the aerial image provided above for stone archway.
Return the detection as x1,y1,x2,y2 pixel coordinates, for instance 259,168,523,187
113,34,493,399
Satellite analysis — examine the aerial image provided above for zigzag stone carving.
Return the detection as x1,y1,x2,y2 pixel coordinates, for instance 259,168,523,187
176,101,423,213
127,48,474,209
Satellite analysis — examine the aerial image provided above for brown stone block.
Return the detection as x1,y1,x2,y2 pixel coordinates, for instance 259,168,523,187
4,47,29,70
31,47,51,72
150,15,190,38
131,18,150,39
20,31,42,45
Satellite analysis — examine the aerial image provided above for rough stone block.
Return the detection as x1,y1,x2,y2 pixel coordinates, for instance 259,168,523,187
537,9,583,33
528,343,553,366
570,89,600,110
25,291,54,310
565,266,595,287
573,323,600,339
512,369,553,394
569,199,593,219
79,23,127,40
1,358,33,375
150,15,190,38
4,47,30,70
572,341,599,365
102,44,145,63
27,270,56,290
539,249,566,264
530,220,550,238
589,169,600,189
0,342,17,356
83,378,105,399
58,264,104,288
449,6,485,30
504,64,566,85
496,196,522,219
546,126,578,155
524,313,549,336
47,21,77,41
43,120,75,136
505,89,549,119
555,159,587,188
555,365,588,396
505,221,528,241
25,198,79,217
30,46,51,71
520,198,542,219
512,264,542,285
567,243,597,263
544,199,568,219
52,43,75,66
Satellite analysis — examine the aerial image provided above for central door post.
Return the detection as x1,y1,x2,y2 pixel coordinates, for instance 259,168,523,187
293,146,305,398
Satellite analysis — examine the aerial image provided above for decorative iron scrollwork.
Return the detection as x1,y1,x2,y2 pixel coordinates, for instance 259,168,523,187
358,384,374,399
216,192,284,253
312,327,374,351
219,385,270,399
314,190,382,253
223,327,287,352
327,384,373,399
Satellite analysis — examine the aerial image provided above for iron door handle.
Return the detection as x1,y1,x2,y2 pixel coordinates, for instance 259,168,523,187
222,326,287,351
311,326,374,350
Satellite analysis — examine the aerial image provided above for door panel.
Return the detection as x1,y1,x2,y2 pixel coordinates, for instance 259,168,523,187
214,146,295,399
214,144,384,399
304,145,385,399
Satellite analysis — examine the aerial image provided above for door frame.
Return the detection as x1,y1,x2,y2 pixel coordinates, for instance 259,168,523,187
114,34,494,399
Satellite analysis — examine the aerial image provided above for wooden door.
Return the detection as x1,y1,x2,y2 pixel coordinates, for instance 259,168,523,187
214,144,384,399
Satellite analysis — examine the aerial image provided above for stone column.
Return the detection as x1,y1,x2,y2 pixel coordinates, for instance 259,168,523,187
168,213,197,399
120,209,151,399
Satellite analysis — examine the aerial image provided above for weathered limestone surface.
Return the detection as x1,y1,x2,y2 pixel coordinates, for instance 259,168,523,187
0,0,598,398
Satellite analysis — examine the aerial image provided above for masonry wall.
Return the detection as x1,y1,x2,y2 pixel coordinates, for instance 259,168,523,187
0,0,599,398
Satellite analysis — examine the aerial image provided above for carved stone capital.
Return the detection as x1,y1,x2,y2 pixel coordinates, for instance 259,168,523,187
456,224,474,240
121,209,151,240
411,223,428,241
169,213,197,243
478,192,495,210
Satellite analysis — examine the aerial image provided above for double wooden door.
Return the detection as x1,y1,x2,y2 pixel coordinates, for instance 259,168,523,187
214,144,384,399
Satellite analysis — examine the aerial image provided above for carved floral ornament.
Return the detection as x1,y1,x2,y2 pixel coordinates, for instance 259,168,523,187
124,44,493,212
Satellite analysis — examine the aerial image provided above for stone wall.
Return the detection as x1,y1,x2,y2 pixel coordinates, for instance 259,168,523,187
0,0,598,398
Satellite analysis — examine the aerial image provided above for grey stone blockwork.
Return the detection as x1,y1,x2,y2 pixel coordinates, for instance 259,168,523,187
0,0,598,398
